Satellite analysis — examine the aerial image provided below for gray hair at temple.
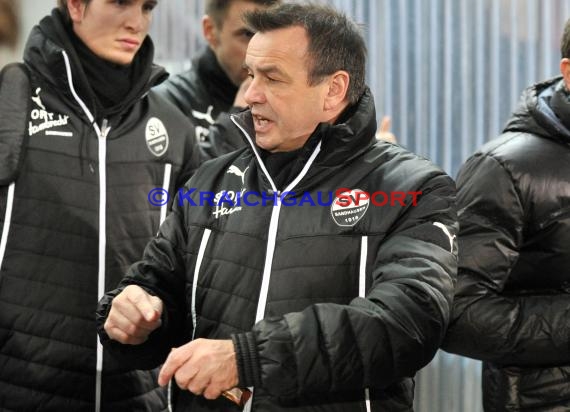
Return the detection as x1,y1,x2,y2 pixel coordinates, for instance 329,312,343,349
244,3,367,105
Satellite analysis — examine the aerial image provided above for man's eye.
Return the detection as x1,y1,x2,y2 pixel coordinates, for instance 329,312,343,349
238,30,255,40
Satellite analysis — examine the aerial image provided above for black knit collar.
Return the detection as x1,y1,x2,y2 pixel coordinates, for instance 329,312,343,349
67,27,134,112
194,47,238,107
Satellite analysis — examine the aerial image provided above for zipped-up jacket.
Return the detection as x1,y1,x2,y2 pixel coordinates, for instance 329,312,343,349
0,10,199,412
154,47,247,161
97,89,458,411
443,77,570,411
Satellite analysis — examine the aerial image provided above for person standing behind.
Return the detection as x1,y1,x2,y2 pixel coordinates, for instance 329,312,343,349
0,0,199,410
155,0,279,161
442,17,570,412
0,0,18,49
0,0,19,67
97,4,458,411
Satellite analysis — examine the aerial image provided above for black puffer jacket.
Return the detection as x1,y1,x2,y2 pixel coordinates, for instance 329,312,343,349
97,89,458,411
442,77,570,411
154,47,247,161
0,10,199,412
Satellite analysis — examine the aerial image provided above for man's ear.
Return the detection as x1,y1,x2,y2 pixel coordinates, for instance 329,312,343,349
202,15,219,49
561,58,570,90
67,0,86,23
324,70,350,111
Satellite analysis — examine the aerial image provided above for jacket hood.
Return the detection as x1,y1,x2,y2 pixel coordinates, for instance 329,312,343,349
503,76,570,146
232,88,378,191
23,8,167,119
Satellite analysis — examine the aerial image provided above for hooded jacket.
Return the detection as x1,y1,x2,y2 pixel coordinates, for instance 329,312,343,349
154,47,247,161
97,89,458,412
442,77,570,411
0,9,199,411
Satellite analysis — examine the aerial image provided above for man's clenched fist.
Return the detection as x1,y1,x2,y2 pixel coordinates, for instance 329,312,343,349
104,285,163,345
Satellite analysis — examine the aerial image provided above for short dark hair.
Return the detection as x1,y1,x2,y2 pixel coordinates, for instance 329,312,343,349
206,0,279,29
244,3,367,105
562,18,570,58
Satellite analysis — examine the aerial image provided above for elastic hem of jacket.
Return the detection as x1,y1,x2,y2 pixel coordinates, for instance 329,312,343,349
231,332,262,388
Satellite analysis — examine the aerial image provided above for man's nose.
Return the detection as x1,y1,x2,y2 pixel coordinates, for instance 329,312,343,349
244,77,265,105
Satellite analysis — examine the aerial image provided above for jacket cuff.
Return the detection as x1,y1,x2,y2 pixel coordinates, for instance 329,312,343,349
231,332,262,388
95,287,124,344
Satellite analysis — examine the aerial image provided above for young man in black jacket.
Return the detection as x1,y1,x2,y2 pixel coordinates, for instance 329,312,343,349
97,4,458,411
0,0,199,410
443,17,570,412
155,0,279,161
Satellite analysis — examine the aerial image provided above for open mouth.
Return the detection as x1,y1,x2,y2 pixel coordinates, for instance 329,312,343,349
253,114,272,133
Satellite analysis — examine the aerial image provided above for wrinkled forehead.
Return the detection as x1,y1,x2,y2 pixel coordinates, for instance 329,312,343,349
247,27,308,62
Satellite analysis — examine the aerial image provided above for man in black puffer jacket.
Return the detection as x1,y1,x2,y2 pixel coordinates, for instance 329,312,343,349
97,4,458,411
155,0,279,161
442,17,570,412
0,1,199,410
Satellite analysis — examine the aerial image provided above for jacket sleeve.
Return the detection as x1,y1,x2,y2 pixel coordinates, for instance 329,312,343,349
442,153,570,366
0,63,30,185
232,173,458,398
96,194,190,370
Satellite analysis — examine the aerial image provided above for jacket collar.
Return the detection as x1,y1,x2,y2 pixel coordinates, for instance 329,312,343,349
194,47,238,108
504,76,570,146
231,88,378,191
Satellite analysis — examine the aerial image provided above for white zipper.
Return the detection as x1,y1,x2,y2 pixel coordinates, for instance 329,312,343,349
191,229,212,339
232,116,323,412
62,51,110,412
162,162,175,412
160,163,172,225
0,182,15,272
95,119,109,412
359,236,371,412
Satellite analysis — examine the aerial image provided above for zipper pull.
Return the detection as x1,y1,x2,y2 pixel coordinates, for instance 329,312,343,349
100,119,110,139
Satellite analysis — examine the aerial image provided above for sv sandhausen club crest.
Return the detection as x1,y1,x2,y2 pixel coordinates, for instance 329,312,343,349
331,188,369,227
145,117,169,157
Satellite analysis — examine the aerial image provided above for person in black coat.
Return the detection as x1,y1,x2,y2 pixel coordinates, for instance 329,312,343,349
0,0,199,410
155,0,279,162
443,16,570,412
97,4,458,411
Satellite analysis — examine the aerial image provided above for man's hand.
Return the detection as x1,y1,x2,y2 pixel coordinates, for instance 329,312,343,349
104,285,163,345
158,339,239,400
376,116,397,143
